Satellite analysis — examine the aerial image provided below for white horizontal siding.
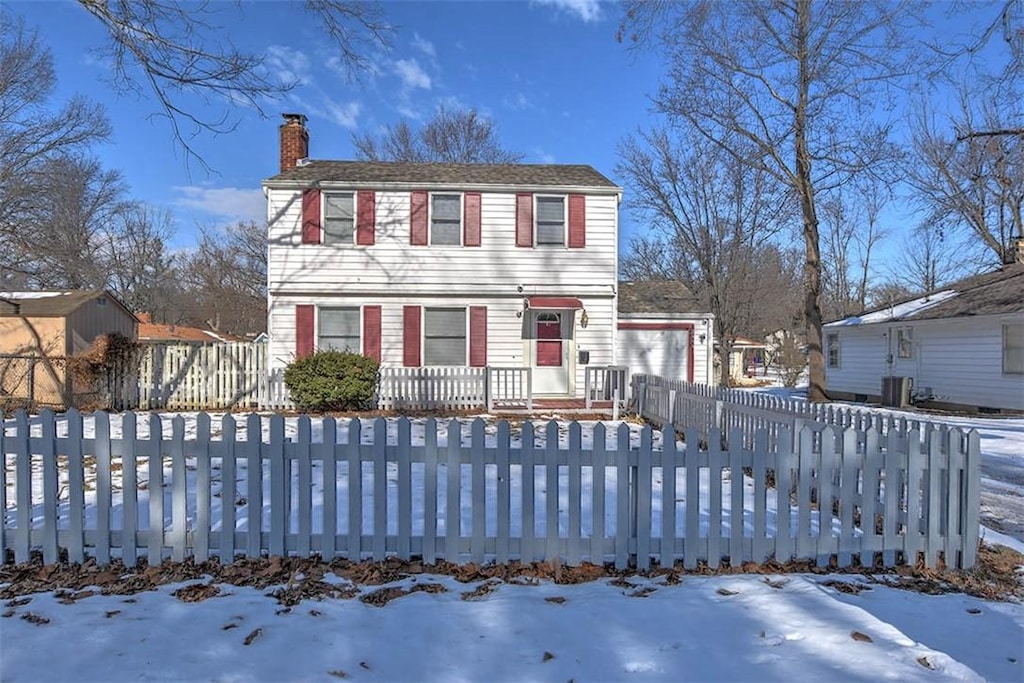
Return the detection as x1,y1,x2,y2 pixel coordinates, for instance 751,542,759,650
267,294,615,398
825,314,1024,410
615,316,713,386
267,189,617,296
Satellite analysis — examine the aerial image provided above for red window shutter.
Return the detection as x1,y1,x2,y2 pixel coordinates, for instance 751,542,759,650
410,191,428,246
469,306,487,366
301,189,321,244
464,192,481,247
515,193,533,247
356,190,375,245
568,194,586,248
295,305,315,358
363,306,381,362
402,305,421,367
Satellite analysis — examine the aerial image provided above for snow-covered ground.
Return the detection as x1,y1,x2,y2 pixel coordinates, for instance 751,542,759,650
2,389,1023,682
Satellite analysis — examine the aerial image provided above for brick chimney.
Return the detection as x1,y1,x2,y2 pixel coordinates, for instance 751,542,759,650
279,113,309,173
1006,235,1024,265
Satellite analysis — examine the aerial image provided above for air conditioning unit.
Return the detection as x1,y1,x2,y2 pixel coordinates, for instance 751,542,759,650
881,376,912,408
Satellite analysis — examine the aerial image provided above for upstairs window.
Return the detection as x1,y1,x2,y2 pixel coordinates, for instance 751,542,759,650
431,194,462,245
536,196,565,245
826,333,840,368
319,307,360,353
324,192,355,245
1004,322,1024,374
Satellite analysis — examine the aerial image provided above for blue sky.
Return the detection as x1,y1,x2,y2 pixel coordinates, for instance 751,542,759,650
9,0,662,251
6,0,1014,277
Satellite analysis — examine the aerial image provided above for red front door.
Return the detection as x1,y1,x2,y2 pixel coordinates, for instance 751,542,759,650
536,313,562,367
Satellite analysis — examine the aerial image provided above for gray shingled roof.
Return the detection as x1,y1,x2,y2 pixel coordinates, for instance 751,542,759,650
0,291,124,317
829,263,1024,324
618,280,707,315
266,160,619,189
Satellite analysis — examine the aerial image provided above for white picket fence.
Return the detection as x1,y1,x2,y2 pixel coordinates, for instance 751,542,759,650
632,375,954,448
1,410,981,570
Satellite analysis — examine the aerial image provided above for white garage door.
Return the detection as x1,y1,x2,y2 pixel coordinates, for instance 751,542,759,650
618,328,690,382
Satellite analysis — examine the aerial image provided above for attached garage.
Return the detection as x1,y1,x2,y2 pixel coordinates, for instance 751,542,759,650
616,281,714,386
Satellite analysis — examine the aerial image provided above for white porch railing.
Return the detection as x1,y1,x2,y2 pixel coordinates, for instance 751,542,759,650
584,365,628,411
485,367,532,412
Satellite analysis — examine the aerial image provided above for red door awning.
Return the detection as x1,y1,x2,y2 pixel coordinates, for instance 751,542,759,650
526,296,584,310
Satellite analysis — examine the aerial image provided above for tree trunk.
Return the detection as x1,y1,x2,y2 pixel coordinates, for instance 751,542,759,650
796,0,828,402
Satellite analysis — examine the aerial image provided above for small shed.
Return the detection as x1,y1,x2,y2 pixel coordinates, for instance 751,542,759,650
616,281,714,385
0,290,137,407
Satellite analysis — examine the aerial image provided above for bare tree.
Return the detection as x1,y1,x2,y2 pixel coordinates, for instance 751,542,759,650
353,106,524,163
908,93,1023,267
620,0,925,400
5,155,127,289
177,221,267,334
0,16,110,241
819,182,889,320
103,204,178,316
879,219,979,298
76,0,391,170
618,128,800,385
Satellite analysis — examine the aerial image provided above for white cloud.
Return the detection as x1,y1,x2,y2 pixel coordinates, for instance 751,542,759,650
397,103,423,120
298,95,363,129
504,92,532,110
173,187,265,223
394,58,432,90
265,45,312,86
533,0,602,22
534,149,557,164
411,33,436,57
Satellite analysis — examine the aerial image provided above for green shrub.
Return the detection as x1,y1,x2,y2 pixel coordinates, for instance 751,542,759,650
283,350,379,412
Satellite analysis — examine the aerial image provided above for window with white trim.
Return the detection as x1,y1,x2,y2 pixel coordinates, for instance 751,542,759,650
1004,322,1024,374
324,192,355,245
431,193,462,245
536,195,565,245
827,333,840,368
319,307,360,352
897,327,913,359
423,307,466,365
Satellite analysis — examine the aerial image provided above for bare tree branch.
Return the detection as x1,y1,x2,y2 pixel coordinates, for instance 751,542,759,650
76,0,392,173
353,106,524,163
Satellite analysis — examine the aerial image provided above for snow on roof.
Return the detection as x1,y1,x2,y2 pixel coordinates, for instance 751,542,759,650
0,291,75,299
826,290,959,327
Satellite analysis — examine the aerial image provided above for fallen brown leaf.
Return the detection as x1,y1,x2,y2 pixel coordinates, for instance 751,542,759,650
851,631,873,643
543,651,555,662
243,627,263,646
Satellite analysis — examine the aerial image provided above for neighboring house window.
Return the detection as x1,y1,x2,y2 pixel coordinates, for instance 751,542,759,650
319,307,360,352
536,195,565,245
1004,322,1024,374
324,192,355,244
431,193,462,245
826,333,840,368
897,327,913,359
424,307,466,365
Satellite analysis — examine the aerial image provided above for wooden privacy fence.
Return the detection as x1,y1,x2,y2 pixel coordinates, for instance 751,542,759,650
1,410,981,569
137,343,293,411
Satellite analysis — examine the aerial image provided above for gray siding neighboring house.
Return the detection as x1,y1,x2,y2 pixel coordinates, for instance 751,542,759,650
824,262,1024,412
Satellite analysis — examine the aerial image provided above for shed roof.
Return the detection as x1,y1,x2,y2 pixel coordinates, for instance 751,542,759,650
265,160,619,189
826,263,1024,326
618,280,708,316
0,290,135,319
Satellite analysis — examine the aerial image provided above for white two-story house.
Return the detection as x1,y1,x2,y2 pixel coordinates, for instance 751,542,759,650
264,114,629,399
